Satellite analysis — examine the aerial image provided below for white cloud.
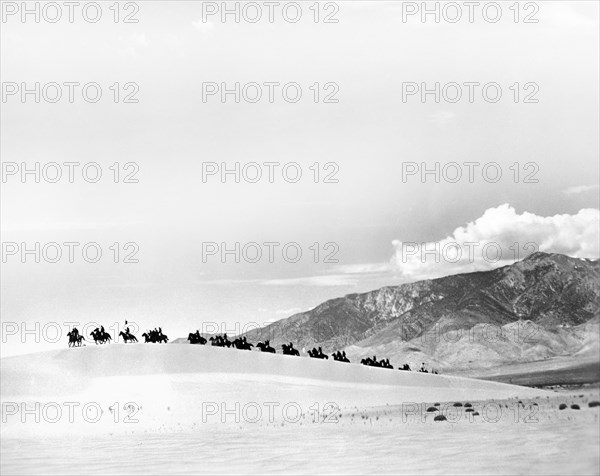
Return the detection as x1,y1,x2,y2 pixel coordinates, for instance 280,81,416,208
257,307,302,315
198,275,356,287
392,204,600,280
261,275,357,287
197,278,258,286
563,184,600,196
332,262,392,274
275,307,302,315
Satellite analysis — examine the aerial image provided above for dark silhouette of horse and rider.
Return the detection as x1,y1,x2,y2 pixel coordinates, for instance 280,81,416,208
142,327,168,343
232,336,253,350
90,326,112,344
331,350,350,362
209,334,232,347
256,340,276,353
67,328,85,347
360,355,393,369
188,330,208,345
281,342,299,356
308,347,328,359
119,326,138,343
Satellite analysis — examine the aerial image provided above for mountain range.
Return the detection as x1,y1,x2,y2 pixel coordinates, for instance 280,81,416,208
239,252,600,370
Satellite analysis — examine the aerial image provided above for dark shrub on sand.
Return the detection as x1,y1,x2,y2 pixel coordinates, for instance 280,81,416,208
571,404,580,410
465,408,474,413
453,402,463,407
427,407,439,412
589,401,600,408
559,404,568,410
434,415,447,422
464,403,472,408
434,403,440,406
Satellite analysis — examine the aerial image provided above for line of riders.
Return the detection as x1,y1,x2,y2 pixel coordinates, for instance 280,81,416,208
188,331,438,372
67,327,438,373
66,326,168,347
359,356,437,373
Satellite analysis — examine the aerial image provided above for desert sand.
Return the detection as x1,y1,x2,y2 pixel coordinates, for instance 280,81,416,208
2,344,599,475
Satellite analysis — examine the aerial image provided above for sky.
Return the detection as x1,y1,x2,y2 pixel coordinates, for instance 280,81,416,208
1,1,599,356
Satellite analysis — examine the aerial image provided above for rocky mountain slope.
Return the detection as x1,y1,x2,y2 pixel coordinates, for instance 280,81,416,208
243,252,600,370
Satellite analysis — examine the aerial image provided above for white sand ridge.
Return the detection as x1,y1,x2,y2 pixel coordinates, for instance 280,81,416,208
2,343,553,437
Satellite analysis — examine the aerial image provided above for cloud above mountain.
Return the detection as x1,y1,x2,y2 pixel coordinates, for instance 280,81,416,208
563,184,600,196
391,204,599,280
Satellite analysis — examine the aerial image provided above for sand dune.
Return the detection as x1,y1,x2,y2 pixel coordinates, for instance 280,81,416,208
1,343,551,438
2,344,598,475
2,343,549,400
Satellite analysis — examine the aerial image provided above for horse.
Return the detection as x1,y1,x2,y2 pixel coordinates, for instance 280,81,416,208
256,341,276,353
67,331,85,347
209,334,232,347
119,331,138,343
220,334,232,347
209,336,224,346
362,357,393,368
188,332,207,345
332,350,350,362
143,329,168,343
90,329,112,344
156,334,168,343
308,347,328,359
73,335,85,346
232,338,254,350
281,343,299,356
380,358,394,369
